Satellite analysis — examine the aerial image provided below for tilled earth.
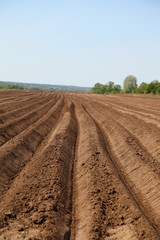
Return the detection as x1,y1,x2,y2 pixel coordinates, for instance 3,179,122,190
0,90,160,239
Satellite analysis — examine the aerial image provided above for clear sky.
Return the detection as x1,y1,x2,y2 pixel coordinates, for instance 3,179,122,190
0,0,160,87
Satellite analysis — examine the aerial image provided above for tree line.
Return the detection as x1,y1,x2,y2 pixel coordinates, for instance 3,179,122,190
91,75,160,94
0,82,42,91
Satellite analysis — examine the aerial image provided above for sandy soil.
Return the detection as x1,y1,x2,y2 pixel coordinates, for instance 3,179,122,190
0,90,160,239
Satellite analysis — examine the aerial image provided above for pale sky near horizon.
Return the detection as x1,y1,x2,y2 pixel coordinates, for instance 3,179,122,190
0,0,160,87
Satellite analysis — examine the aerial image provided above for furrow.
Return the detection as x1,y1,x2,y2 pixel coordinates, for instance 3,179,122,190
0,96,65,194
97,98,160,122
0,101,77,240
86,99,160,170
0,96,58,146
0,92,44,113
96,94,160,113
83,100,160,235
1,92,160,240
0,93,37,109
0,94,57,124
79,94,160,115
69,100,159,240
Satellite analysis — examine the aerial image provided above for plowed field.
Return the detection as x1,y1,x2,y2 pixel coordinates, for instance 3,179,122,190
0,90,160,240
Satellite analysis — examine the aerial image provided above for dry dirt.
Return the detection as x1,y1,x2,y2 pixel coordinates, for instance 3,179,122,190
0,90,160,240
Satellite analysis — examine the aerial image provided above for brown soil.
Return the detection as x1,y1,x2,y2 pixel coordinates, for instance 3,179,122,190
0,90,160,239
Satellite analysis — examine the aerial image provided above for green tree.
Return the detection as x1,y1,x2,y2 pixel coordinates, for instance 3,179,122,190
123,75,137,93
92,81,122,94
108,81,114,92
92,82,105,94
146,80,160,94
113,84,122,92
156,86,160,94
137,82,148,93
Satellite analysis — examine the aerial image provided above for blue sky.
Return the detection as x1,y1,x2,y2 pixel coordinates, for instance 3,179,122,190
0,0,160,87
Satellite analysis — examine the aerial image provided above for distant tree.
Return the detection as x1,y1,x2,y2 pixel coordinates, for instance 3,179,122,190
146,80,160,94
113,84,122,92
103,84,109,93
8,84,24,89
29,87,41,91
108,81,114,92
137,82,148,93
156,86,160,94
123,75,137,93
91,78,160,95
92,82,105,94
92,81,122,94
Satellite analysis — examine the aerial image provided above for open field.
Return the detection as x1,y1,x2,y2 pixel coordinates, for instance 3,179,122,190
0,90,160,239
